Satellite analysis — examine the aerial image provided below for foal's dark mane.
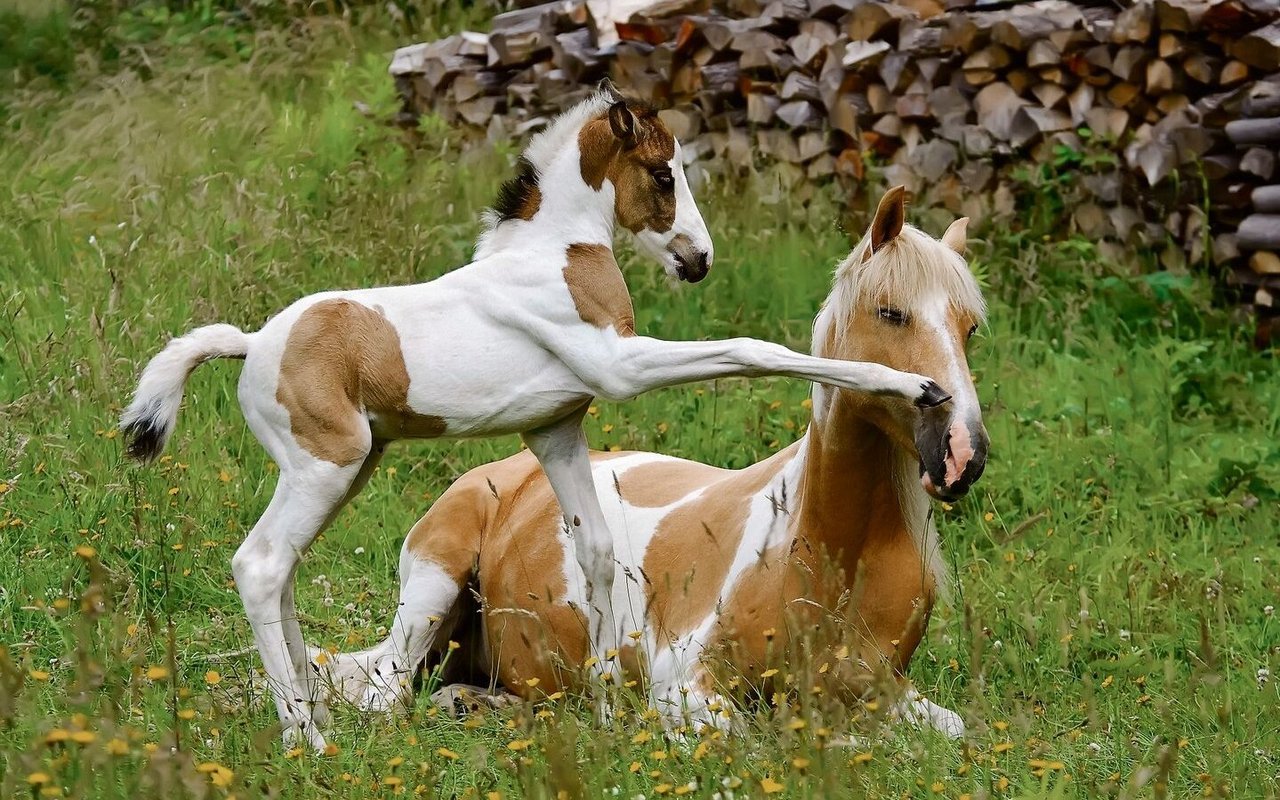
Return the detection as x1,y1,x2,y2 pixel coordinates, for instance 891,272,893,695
492,157,540,223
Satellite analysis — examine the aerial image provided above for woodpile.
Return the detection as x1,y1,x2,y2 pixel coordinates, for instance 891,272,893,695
1224,78,1280,345
391,0,1280,345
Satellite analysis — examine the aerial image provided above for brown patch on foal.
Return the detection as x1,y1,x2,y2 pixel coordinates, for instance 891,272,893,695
514,184,541,220
563,244,635,335
577,110,676,234
276,299,446,466
641,447,798,639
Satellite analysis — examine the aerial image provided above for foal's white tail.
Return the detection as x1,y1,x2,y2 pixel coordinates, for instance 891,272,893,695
120,323,250,462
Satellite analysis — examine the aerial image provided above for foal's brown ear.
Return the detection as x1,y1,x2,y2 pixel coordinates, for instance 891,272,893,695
942,217,969,254
870,185,907,254
608,101,639,149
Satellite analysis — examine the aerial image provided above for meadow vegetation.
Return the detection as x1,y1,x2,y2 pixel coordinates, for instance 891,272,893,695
1,4,1277,798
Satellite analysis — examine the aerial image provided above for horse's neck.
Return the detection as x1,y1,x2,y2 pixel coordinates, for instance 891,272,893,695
791,394,920,587
474,154,616,261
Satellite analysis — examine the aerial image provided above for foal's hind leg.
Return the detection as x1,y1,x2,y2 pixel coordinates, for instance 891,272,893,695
281,443,387,727
231,454,369,751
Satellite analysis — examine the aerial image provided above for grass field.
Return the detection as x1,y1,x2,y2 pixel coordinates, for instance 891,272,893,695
2,8,1278,799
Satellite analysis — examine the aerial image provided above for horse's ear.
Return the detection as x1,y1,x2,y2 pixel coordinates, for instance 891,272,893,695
597,77,623,101
870,185,906,254
942,217,969,254
608,100,639,148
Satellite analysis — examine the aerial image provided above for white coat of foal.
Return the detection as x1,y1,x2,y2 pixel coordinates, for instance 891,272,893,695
121,90,949,750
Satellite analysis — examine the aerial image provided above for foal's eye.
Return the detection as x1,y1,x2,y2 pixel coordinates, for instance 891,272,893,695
651,168,674,190
877,307,908,326
967,323,979,340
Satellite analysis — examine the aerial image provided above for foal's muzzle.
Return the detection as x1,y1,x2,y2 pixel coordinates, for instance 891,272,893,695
670,234,710,283
916,405,988,502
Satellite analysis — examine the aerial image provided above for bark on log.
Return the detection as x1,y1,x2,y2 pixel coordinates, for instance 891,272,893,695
1225,117,1280,145
1239,214,1280,250
1254,185,1280,213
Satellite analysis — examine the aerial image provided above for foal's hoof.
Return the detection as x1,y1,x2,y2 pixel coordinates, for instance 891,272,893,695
282,720,329,754
915,380,951,409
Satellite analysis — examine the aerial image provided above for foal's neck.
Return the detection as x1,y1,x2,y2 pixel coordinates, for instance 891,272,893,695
476,152,617,260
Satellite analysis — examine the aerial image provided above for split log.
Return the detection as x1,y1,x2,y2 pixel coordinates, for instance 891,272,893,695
1221,59,1251,86
1251,251,1280,274
776,100,822,128
1032,82,1067,109
1112,46,1148,82
1154,0,1207,33
1238,214,1280,250
1243,78,1280,116
488,4,563,67
1112,3,1154,44
1254,186,1280,213
842,39,891,68
1241,147,1277,180
844,1,913,42
1225,116,1280,145
1233,21,1280,70
974,82,1028,143
1183,52,1219,84
1086,107,1129,139
1202,154,1240,180
1146,59,1176,93
1027,39,1061,69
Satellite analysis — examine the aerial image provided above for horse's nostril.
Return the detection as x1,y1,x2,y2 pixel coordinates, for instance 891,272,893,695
696,251,709,272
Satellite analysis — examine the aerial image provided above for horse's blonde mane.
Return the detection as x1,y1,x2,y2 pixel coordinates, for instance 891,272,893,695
823,223,986,346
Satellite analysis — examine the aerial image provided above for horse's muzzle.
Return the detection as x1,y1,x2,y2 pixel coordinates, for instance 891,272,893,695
670,235,710,283
916,407,988,502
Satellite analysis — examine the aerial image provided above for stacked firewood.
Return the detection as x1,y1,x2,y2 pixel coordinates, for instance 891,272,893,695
1224,79,1280,345
390,0,1280,343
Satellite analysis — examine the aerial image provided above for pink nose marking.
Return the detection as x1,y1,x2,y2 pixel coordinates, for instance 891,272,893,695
944,422,974,487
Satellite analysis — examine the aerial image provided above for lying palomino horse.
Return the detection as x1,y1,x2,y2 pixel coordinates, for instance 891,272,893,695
327,186,988,736
120,88,949,750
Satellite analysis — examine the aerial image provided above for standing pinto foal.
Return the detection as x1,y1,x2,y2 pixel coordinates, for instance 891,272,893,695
330,185,987,736
121,91,948,750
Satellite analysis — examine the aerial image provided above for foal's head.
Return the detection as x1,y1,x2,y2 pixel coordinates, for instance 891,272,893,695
818,186,989,501
502,88,714,282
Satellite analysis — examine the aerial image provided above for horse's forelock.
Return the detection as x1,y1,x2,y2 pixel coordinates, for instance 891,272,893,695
827,224,986,343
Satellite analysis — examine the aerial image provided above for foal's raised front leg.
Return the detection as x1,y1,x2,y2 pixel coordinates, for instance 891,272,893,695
520,404,619,674
589,337,950,406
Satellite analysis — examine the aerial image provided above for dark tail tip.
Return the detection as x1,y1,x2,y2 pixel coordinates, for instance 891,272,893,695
122,419,166,463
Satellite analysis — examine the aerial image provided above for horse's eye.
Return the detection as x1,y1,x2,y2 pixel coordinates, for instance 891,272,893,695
967,323,979,340
651,169,674,190
877,307,908,326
